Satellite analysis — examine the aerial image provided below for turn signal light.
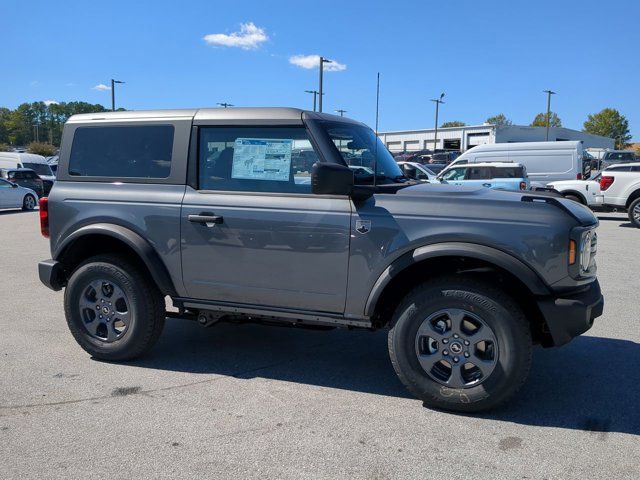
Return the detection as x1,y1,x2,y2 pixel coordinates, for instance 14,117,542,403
519,181,527,190
39,197,49,238
568,239,577,265
600,176,614,191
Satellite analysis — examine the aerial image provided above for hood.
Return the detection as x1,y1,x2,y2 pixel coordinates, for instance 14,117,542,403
388,183,598,227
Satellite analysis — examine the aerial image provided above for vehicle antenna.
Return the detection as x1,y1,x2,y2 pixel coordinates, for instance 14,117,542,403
374,72,380,189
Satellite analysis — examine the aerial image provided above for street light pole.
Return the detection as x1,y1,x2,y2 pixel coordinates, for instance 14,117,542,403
543,89,556,141
111,79,125,111
335,109,347,117
305,90,320,112
217,102,234,108
430,93,445,152
318,57,332,113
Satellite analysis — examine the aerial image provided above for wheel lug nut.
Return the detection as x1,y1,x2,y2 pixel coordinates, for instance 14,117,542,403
442,339,449,344
99,315,103,319
464,340,470,346
96,305,100,310
443,350,449,356
453,334,459,338
464,352,470,358
453,357,459,363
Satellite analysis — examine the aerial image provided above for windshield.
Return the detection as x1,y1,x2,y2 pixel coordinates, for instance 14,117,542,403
321,121,405,185
22,162,53,176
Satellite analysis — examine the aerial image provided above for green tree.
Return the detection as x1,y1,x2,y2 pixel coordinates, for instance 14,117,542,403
531,112,562,128
440,121,466,128
485,113,512,126
583,108,631,149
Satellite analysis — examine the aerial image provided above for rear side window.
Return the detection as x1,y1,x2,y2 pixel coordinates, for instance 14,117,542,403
491,167,524,178
69,125,174,178
466,167,491,180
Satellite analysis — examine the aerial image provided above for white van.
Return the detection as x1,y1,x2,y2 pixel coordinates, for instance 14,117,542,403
0,152,56,186
439,141,589,184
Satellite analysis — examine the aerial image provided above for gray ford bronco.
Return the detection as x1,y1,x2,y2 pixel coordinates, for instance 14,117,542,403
38,108,603,412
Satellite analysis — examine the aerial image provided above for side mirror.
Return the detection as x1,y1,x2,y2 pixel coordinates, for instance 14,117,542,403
11,183,18,188
311,162,354,196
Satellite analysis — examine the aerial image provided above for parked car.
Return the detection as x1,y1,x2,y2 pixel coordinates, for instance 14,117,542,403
431,151,460,164
38,107,602,413
437,162,530,191
440,141,590,184
546,178,604,207
397,161,438,181
0,168,44,197
598,150,636,170
597,162,640,227
0,152,56,194
0,178,38,210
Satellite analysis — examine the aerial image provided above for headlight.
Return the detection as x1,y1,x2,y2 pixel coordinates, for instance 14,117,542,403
579,229,597,275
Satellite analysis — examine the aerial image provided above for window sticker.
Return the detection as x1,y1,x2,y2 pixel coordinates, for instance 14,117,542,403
231,138,292,182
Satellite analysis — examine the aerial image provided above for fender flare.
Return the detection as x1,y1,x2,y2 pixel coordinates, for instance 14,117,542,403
560,190,587,205
364,242,551,317
54,223,177,296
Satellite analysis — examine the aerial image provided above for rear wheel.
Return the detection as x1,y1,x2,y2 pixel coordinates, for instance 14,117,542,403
64,254,165,361
22,194,36,210
628,197,640,228
388,276,532,412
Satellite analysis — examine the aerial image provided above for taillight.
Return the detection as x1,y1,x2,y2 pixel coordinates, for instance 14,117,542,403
577,173,583,180
39,197,49,238
600,176,614,191
519,181,527,190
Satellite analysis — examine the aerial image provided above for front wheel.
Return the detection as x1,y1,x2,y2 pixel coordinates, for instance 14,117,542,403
22,194,36,210
64,254,165,361
388,276,532,412
628,197,640,228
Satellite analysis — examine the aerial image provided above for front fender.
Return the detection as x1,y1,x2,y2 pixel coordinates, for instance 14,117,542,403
364,242,551,317
54,223,177,296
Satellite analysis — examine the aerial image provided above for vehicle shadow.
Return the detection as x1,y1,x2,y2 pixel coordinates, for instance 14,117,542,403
131,319,639,436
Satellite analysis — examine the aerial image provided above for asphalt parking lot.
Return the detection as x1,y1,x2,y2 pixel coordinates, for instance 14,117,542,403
0,209,638,479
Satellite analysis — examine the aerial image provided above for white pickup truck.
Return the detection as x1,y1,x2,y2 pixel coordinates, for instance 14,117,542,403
597,162,640,227
546,178,604,207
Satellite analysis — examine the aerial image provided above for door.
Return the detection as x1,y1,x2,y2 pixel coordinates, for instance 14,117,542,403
180,126,352,313
0,179,15,207
440,166,468,186
465,166,493,188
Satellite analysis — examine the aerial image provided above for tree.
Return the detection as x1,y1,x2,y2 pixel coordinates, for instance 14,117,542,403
485,113,512,126
440,121,466,128
27,142,57,156
531,112,562,128
583,108,631,149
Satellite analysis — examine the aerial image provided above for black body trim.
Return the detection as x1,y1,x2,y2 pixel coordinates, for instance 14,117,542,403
54,224,177,296
38,259,65,291
365,242,551,317
536,279,603,346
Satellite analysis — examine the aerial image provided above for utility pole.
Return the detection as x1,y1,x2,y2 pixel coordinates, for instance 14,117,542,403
111,79,125,111
335,109,347,117
32,123,39,143
543,90,556,141
217,102,234,108
430,93,445,152
318,56,332,113
305,90,321,112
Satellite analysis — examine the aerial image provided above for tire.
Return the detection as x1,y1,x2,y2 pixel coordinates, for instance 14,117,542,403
22,194,36,210
64,254,165,361
628,197,640,228
388,276,532,413
564,194,583,205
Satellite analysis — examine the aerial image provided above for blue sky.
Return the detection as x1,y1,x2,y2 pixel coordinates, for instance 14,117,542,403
2,0,639,139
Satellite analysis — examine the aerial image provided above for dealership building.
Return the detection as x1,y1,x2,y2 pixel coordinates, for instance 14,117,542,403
378,124,614,153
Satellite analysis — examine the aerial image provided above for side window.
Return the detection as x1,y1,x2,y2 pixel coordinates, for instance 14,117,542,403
466,167,490,180
69,125,174,178
632,166,640,172
0,179,11,188
198,127,318,194
441,167,466,181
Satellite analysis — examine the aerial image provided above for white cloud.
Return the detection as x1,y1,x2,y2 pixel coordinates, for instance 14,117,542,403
93,84,111,91
30,80,39,87
289,54,346,72
65,82,77,87
44,100,59,106
203,22,268,50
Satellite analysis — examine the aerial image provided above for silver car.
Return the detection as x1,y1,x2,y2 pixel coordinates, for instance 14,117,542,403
0,178,38,210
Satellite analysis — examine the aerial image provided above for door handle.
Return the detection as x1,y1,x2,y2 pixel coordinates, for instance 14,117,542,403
188,213,224,225
482,183,492,187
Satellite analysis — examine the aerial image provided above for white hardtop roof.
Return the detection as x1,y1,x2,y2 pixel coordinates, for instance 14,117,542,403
605,162,640,168
456,162,523,168
0,151,47,162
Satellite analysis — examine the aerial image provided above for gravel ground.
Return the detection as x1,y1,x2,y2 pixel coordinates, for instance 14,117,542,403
0,209,638,479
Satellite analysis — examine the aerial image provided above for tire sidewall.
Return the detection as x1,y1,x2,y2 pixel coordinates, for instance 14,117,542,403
390,281,530,409
23,194,36,210
628,198,640,228
65,261,147,357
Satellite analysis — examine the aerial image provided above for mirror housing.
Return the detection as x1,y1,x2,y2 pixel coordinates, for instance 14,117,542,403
311,162,354,196
11,183,18,188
